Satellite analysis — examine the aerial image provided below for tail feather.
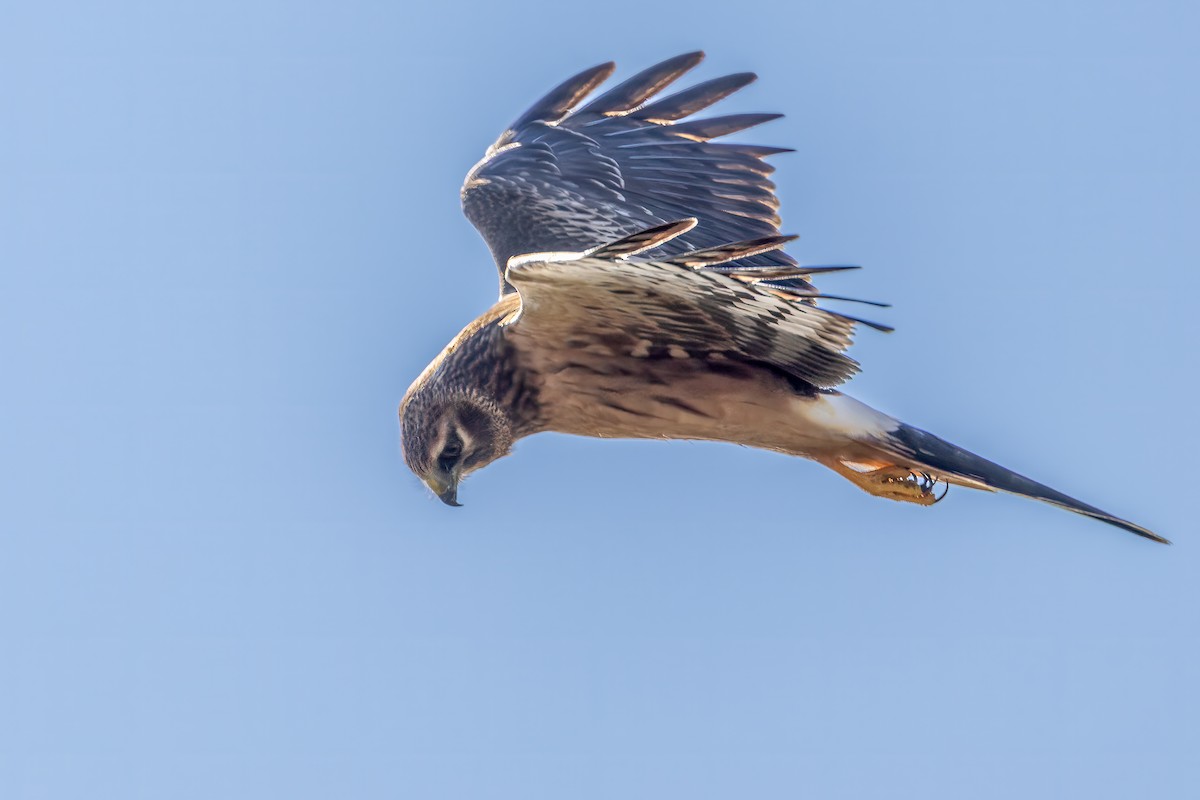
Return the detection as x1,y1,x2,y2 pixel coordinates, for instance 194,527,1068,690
882,423,1168,544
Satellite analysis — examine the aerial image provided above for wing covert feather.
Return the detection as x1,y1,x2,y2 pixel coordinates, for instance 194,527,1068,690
504,236,871,390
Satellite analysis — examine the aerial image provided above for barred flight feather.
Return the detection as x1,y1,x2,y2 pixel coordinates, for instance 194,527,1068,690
462,52,799,296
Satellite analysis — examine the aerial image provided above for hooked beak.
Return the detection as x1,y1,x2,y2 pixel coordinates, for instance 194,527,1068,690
424,469,462,507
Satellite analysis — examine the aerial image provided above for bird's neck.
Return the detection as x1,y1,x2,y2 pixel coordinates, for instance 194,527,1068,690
436,297,544,438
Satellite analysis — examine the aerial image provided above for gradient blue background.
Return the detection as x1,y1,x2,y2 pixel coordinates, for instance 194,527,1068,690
2,1,1197,797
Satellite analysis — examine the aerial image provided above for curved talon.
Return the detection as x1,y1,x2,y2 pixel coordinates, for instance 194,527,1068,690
824,461,946,507
914,471,949,504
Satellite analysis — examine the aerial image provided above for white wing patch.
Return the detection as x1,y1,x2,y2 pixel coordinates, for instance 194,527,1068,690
793,392,900,439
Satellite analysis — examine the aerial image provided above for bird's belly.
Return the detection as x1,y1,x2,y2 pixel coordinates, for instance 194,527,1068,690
537,358,882,458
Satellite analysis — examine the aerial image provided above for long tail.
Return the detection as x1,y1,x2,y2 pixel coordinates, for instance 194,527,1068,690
879,422,1168,544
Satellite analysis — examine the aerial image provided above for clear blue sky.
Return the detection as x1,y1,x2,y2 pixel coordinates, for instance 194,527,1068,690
2,1,1197,797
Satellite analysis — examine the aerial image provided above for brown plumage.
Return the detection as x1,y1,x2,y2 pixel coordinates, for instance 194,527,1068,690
400,53,1166,544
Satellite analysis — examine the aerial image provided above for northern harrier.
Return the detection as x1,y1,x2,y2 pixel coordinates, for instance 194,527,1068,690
400,52,1166,544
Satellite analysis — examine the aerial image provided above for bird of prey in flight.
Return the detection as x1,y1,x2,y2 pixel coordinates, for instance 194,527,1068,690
400,52,1166,544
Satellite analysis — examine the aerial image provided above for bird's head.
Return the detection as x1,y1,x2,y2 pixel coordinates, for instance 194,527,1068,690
400,385,514,507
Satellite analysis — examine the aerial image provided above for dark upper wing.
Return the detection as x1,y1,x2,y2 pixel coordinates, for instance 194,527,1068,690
504,221,890,390
462,52,800,297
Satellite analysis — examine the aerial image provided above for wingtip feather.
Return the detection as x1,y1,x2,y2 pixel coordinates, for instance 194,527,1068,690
510,61,616,130
576,52,706,117
588,219,699,259
662,233,798,268
668,113,785,142
636,72,759,123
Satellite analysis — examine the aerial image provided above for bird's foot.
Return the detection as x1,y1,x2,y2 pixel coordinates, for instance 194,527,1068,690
825,461,949,506
871,467,948,505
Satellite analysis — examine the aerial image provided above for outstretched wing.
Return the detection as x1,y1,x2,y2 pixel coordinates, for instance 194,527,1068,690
504,222,890,390
463,52,801,297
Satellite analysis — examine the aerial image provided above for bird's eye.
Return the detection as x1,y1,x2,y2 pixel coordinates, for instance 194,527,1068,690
438,439,463,471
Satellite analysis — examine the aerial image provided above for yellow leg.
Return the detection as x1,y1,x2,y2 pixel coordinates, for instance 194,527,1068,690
821,459,944,506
